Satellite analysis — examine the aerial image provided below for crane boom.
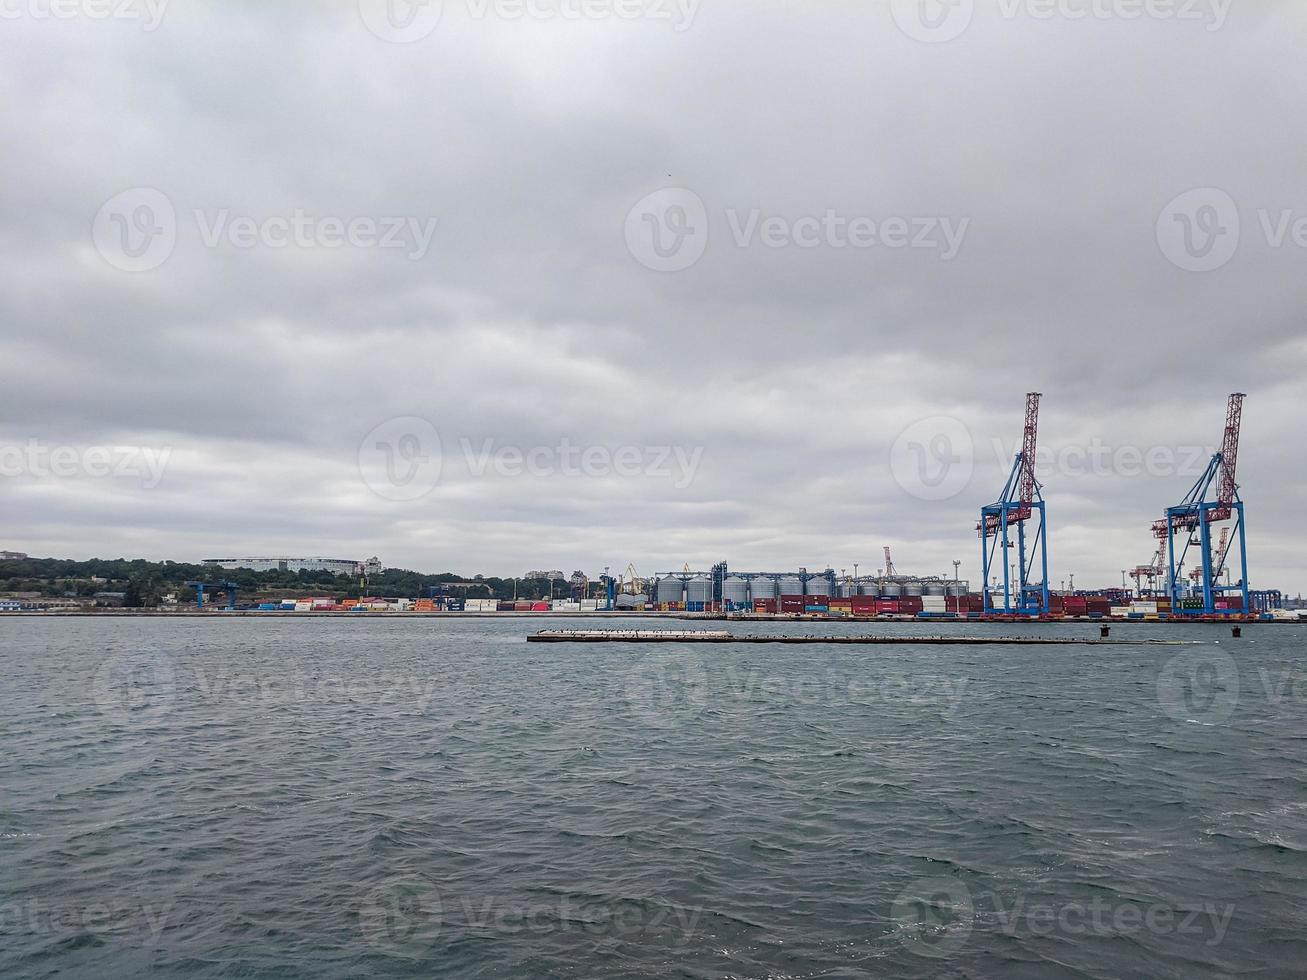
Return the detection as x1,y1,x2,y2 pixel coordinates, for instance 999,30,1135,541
1215,392,1245,515
1018,392,1041,506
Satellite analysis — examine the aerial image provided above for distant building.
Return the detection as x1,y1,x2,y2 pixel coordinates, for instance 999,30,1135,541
203,557,368,577
0,599,24,612
525,570,566,581
0,550,28,561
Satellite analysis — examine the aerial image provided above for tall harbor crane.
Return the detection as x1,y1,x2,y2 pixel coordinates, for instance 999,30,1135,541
979,393,1050,615
1152,393,1249,615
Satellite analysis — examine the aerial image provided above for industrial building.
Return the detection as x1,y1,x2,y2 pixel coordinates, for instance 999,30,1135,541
202,556,383,577
644,555,972,615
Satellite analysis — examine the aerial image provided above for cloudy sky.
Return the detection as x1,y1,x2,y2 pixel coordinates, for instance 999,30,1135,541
1,0,1304,594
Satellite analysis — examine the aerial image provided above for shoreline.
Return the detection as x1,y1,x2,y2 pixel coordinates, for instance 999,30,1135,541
2,610,1301,625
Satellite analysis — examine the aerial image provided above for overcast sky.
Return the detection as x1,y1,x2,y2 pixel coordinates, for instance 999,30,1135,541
1,0,1304,594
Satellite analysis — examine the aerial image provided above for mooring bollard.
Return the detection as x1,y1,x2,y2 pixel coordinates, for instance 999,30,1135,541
1100,625,1110,638
1232,626,1242,638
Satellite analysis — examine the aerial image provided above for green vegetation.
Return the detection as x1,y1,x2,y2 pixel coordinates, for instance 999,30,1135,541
0,556,586,604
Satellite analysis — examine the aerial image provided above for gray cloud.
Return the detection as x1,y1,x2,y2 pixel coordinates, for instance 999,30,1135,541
1,0,1304,594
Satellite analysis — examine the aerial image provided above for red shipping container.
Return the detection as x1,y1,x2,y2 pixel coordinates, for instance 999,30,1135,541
877,600,900,614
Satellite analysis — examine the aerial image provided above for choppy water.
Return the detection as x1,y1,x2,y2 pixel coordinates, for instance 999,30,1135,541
2,616,1306,979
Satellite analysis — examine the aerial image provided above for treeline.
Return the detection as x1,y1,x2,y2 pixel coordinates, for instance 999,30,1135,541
0,557,591,606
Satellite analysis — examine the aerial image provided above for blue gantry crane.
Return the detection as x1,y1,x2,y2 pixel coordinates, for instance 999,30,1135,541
979,393,1050,615
1152,393,1249,616
184,580,239,611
